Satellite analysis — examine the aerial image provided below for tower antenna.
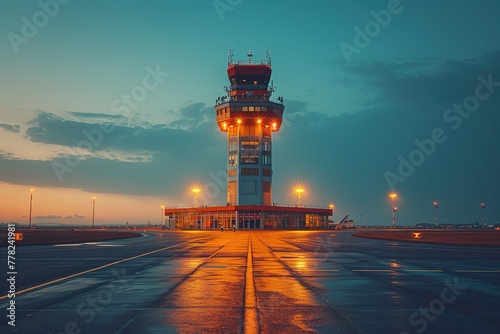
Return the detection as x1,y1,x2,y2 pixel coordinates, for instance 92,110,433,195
228,49,234,66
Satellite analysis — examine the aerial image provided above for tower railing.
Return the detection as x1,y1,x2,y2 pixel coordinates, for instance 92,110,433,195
215,95,284,106
228,60,271,66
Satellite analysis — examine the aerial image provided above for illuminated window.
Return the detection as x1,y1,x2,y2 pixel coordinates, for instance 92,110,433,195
241,154,259,164
262,155,271,165
228,181,237,205
263,141,270,151
241,140,259,151
242,106,248,112
248,106,254,112
229,154,237,166
255,106,261,111
228,168,237,177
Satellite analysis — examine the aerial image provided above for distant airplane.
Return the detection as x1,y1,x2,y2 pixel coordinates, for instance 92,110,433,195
328,215,355,230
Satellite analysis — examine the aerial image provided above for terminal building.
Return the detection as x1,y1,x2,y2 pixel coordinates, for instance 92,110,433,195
165,50,331,229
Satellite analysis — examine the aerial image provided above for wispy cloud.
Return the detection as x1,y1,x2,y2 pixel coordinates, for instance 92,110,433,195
0,124,20,133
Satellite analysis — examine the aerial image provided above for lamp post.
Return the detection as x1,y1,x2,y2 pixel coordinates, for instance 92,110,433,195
295,188,304,207
389,193,397,227
29,188,35,228
329,204,334,217
481,202,485,227
192,188,201,207
433,201,438,228
91,196,96,228
160,205,165,227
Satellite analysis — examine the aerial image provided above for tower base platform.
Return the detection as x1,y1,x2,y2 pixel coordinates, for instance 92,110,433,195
165,205,332,230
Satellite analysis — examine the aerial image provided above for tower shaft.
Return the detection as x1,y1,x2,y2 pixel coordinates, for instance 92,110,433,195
214,50,284,206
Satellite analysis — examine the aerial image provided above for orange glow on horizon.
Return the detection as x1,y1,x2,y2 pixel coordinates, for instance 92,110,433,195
0,182,176,225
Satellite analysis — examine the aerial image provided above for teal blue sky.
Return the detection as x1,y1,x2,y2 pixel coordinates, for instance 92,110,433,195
1,0,499,226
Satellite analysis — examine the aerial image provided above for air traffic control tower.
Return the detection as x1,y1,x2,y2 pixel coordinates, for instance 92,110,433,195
165,50,331,230
214,50,284,206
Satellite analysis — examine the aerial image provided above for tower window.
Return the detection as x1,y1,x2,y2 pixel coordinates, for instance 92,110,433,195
241,168,259,175
229,154,237,166
241,154,259,164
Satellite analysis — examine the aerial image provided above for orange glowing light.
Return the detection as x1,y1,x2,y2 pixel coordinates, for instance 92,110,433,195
389,193,397,200
237,119,242,124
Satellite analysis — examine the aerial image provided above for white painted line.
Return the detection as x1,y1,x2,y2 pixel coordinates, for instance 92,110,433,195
351,269,393,272
455,270,500,273
404,270,443,272
0,237,204,300
54,244,83,247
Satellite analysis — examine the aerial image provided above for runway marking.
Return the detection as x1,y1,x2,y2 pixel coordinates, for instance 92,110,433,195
243,235,258,334
454,270,500,273
404,269,444,272
54,244,83,247
96,244,124,247
351,269,393,272
0,237,206,300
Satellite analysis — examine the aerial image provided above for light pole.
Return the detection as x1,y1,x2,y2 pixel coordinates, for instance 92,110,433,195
160,205,165,227
192,188,201,207
29,188,35,228
329,204,334,217
389,193,397,227
92,196,96,228
481,202,485,227
433,201,438,228
295,188,304,207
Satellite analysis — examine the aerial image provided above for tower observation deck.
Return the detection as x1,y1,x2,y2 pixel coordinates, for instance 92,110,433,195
214,50,285,206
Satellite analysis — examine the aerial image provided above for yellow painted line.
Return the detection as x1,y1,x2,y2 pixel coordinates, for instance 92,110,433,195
0,238,202,300
243,235,258,334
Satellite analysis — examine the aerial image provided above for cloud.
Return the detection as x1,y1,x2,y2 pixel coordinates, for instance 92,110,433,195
167,103,212,130
0,102,224,196
63,214,85,219
34,215,61,220
0,124,20,133
67,111,129,123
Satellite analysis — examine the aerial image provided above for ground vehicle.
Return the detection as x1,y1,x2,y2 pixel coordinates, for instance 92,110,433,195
328,215,355,230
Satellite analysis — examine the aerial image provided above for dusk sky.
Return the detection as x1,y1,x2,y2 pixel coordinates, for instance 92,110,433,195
1,0,499,226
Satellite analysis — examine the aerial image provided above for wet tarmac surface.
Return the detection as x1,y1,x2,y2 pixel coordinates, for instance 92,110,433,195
1,230,499,333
